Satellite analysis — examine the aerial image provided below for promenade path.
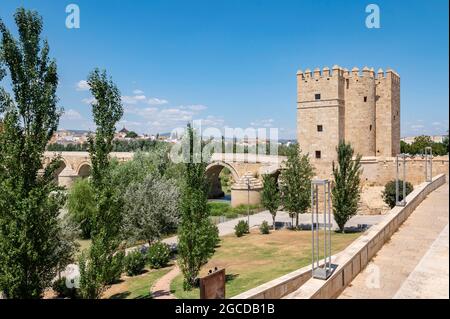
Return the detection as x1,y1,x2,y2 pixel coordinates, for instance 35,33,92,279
161,211,383,246
339,183,449,299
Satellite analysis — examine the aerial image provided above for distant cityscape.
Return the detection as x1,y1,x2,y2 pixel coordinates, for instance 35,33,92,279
48,127,297,148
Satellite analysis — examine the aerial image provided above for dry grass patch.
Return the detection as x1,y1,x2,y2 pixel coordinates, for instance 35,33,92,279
171,228,360,299
102,266,172,299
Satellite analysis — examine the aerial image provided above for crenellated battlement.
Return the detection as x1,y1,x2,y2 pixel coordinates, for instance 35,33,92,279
297,65,345,80
297,65,399,81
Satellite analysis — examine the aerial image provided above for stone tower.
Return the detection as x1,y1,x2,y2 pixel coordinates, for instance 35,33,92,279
297,65,400,177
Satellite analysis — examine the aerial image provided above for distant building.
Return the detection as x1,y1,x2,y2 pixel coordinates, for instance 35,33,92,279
49,129,89,145
115,126,130,139
401,135,448,145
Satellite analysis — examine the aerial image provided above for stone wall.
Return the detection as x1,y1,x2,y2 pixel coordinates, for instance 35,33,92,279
360,156,449,186
285,173,446,299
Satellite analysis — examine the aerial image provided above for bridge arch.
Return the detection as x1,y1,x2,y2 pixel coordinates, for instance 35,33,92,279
205,161,240,199
76,162,92,178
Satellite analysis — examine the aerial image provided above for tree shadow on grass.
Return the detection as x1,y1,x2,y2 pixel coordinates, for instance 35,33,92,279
109,291,131,299
225,273,239,283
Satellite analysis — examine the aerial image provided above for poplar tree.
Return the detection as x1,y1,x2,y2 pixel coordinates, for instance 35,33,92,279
279,144,314,228
0,8,76,298
332,141,362,232
177,124,218,290
78,69,123,299
261,174,280,230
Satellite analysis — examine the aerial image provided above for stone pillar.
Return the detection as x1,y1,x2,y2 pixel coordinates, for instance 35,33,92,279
231,172,263,208
58,167,78,189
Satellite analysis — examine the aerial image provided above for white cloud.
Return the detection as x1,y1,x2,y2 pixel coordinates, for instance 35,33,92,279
62,109,82,120
250,118,275,128
122,94,149,105
181,104,207,111
76,80,90,91
197,115,225,127
133,89,144,95
148,97,169,105
432,122,442,126
82,97,97,105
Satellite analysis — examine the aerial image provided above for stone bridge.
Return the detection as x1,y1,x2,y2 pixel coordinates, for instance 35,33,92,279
43,151,134,187
44,151,286,207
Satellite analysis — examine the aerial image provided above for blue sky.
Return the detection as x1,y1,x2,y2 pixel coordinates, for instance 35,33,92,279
0,0,448,138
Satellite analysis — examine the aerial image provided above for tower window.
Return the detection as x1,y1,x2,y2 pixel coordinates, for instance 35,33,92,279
346,79,349,89
317,125,323,132
369,124,372,131
315,93,321,100
315,151,321,159
364,96,367,102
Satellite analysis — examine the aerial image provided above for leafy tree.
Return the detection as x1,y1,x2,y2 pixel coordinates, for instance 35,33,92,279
122,173,179,246
400,140,410,154
0,8,75,298
67,178,96,239
401,135,448,156
410,135,432,154
177,124,218,290
78,69,123,299
125,131,138,138
261,174,280,230
443,132,449,153
382,180,413,208
109,146,174,193
332,142,362,232
279,144,314,228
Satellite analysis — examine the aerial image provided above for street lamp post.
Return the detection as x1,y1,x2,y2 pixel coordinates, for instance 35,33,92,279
396,153,407,207
311,179,333,280
425,146,432,182
246,177,250,227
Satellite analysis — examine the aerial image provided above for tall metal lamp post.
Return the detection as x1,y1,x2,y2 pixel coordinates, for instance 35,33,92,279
246,177,250,226
396,153,407,207
425,146,432,182
311,179,334,280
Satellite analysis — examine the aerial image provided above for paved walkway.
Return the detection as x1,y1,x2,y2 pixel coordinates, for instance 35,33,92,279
393,224,449,299
339,183,449,299
162,211,384,245
151,265,180,299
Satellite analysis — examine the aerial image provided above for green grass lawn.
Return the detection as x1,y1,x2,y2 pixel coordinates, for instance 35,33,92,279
170,229,360,299
103,266,172,299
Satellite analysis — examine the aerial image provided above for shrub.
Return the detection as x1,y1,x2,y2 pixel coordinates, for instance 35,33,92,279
234,220,249,237
52,277,78,298
67,178,96,239
382,180,414,208
124,250,146,276
207,223,220,248
103,251,124,284
147,242,171,269
233,204,261,215
208,202,231,216
225,211,239,219
259,221,270,234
